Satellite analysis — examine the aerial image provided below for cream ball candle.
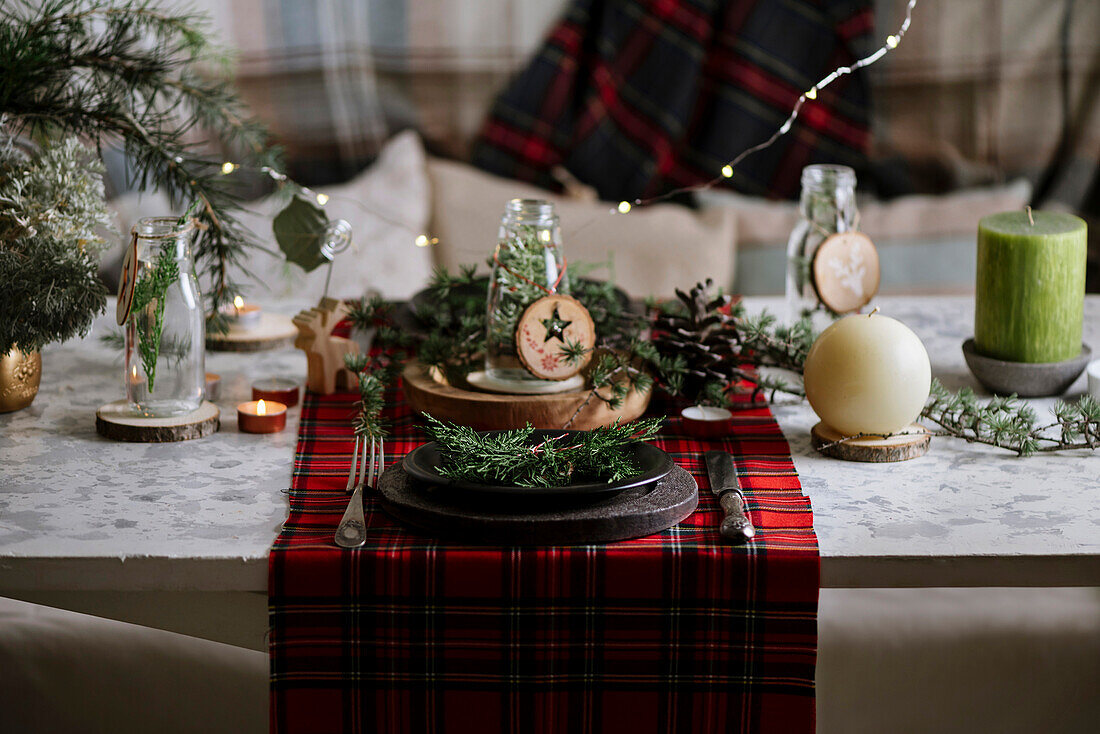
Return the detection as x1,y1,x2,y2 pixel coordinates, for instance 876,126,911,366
804,312,931,436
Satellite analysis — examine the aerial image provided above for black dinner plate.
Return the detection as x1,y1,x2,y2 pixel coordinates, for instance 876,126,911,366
402,430,674,497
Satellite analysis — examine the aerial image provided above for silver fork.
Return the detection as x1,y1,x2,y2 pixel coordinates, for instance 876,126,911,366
335,435,384,548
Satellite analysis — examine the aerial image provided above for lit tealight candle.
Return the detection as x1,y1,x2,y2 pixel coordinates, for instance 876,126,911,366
222,295,262,330
238,398,287,434
803,311,931,436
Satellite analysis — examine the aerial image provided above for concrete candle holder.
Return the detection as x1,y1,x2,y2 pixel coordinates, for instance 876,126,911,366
962,338,1092,397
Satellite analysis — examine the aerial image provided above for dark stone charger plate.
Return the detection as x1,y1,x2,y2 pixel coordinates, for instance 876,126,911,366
377,464,698,545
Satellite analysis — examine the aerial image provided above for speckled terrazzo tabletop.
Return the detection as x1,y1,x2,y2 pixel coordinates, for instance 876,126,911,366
1,296,1097,591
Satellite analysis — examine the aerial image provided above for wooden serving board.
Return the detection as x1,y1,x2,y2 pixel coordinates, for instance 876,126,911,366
377,464,698,545
402,361,652,431
206,313,298,352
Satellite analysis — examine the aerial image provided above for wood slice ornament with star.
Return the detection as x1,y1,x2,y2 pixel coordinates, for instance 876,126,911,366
812,231,880,314
515,294,596,380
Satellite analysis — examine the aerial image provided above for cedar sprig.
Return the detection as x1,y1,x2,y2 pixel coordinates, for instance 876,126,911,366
129,243,179,389
424,413,664,488
343,301,409,439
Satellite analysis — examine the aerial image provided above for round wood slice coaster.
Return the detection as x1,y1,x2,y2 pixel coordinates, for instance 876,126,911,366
515,294,596,380
403,361,651,431
812,231,880,314
206,313,298,352
96,400,219,442
377,464,698,545
811,421,930,462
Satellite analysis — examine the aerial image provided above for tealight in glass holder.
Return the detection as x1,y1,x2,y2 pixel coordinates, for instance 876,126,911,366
484,199,571,388
124,217,205,417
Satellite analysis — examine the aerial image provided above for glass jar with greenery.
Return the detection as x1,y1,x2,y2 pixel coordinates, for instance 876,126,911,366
125,218,205,416
485,199,570,385
784,164,859,326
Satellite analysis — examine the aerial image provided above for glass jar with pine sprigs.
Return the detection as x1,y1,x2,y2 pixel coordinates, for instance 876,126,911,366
785,164,859,327
124,218,205,417
485,199,570,386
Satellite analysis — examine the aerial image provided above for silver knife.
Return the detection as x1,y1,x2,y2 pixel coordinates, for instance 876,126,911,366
704,451,756,542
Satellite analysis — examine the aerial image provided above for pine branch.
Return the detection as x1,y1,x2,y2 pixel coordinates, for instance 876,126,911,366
129,243,178,389
920,380,1100,456
0,0,283,323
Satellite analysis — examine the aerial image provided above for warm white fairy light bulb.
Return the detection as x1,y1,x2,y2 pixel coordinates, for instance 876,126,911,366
721,165,733,178
315,193,329,206
617,201,632,214
221,161,237,175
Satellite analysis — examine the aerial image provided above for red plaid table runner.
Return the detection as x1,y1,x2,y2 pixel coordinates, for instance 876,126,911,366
270,386,819,734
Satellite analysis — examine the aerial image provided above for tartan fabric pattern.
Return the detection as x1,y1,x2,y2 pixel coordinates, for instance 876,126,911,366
270,385,819,734
471,0,874,201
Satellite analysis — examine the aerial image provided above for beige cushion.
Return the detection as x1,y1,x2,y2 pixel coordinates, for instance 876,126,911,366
427,158,737,298
237,129,433,300
0,596,266,734
105,130,434,301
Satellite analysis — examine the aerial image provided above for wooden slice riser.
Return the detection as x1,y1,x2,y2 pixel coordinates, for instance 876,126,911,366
402,362,651,431
96,400,219,442
811,421,930,462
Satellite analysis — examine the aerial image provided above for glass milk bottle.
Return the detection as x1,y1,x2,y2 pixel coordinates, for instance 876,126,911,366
124,217,205,416
485,199,570,387
785,164,859,327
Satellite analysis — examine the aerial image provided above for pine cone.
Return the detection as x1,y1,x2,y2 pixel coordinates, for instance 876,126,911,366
650,280,743,402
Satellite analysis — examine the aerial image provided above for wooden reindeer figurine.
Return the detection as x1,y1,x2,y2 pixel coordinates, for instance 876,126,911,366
293,297,360,394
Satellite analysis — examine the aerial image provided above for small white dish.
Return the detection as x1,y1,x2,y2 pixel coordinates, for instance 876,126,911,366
680,405,733,438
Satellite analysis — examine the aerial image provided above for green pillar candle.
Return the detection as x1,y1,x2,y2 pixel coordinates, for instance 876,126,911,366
975,210,1086,363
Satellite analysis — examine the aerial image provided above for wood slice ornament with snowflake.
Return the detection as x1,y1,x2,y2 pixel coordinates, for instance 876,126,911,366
515,295,596,380
812,231,881,314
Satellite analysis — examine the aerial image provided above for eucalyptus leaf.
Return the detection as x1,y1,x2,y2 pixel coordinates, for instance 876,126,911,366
273,196,331,273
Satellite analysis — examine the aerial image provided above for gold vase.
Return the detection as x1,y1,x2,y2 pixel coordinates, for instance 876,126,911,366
0,348,42,412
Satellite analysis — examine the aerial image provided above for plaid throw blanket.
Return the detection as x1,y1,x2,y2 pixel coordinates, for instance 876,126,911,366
472,0,873,201
270,386,819,734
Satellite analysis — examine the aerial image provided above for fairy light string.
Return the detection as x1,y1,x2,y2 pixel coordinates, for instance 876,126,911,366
214,0,918,247
612,0,918,217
